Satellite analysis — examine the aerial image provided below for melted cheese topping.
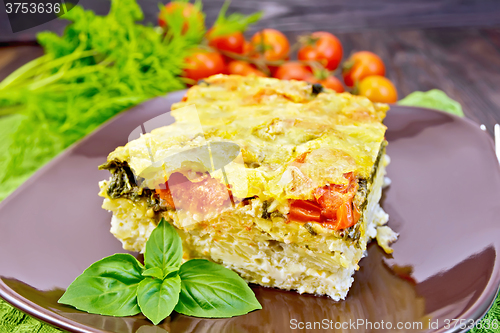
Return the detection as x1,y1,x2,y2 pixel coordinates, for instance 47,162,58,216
107,75,389,202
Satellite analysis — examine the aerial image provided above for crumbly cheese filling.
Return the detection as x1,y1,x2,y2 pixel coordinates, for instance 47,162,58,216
99,153,396,300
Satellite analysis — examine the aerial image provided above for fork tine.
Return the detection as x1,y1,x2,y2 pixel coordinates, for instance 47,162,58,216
495,124,500,165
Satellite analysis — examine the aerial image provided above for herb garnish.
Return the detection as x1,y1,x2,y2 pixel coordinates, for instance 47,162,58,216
58,219,261,324
0,0,203,201
209,1,263,38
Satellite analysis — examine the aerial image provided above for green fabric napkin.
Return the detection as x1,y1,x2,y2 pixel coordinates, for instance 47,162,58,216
0,299,61,332
1,90,499,332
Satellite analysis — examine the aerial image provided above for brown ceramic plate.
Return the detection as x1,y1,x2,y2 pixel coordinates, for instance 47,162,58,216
1,91,500,333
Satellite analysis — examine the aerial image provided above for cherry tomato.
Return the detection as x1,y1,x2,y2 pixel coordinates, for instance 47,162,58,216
274,62,311,81
183,50,226,82
342,51,385,87
289,200,322,222
250,29,290,61
309,75,345,93
158,2,204,34
334,201,356,230
298,32,343,71
228,61,266,77
357,75,398,103
289,173,359,230
207,30,245,54
242,40,253,56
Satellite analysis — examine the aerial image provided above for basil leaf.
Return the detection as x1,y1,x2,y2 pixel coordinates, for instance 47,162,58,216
398,89,464,117
144,218,183,276
137,275,181,325
175,259,262,318
58,253,144,316
142,266,180,280
142,267,164,280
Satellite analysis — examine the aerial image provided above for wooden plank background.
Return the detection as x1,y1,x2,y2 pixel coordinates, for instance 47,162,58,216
2,0,500,40
0,0,499,134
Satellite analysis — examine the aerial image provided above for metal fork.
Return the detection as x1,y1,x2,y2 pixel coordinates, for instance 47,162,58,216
495,124,500,165
481,124,500,165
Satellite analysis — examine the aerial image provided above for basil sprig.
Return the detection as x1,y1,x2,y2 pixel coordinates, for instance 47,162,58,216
175,259,262,318
58,254,144,317
59,219,261,324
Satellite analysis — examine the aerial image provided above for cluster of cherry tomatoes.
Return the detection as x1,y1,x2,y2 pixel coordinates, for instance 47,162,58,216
159,2,398,103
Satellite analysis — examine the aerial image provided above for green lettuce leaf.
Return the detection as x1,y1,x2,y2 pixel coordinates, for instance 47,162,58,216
398,89,464,117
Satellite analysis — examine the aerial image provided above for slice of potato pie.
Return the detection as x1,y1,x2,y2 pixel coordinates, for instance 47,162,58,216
98,75,398,300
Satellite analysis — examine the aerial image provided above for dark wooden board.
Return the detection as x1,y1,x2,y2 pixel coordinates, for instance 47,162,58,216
2,0,500,42
334,27,500,134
